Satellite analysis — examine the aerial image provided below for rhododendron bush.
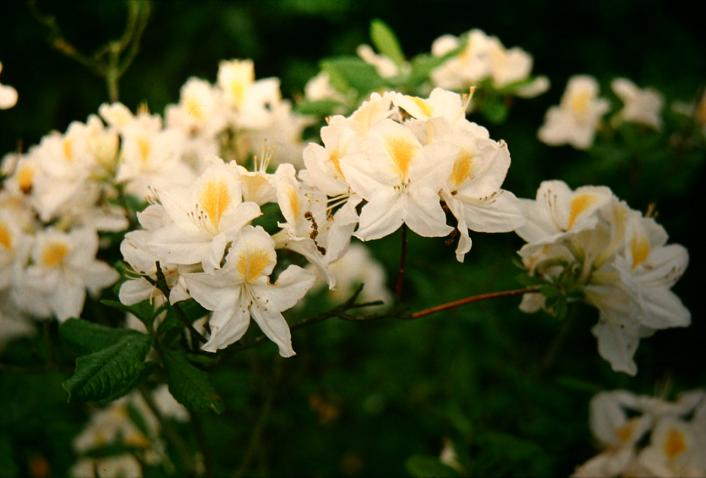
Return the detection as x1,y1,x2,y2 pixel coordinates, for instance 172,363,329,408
1,2,704,477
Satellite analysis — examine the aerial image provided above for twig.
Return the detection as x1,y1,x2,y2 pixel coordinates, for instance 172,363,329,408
409,286,539,319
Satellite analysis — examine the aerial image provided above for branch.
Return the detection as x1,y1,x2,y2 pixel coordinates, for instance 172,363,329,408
409,286,538,319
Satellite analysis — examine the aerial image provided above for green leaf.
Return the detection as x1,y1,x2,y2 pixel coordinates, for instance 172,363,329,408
295,99,345,116
162,350,224,414
100,298,156,322
62,333,152,402
321,57,385,96
405,455,458,478
60,318,145,355
370,19,405,66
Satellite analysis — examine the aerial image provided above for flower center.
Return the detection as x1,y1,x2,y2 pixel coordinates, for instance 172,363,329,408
42,241,69,268
237,249,271,283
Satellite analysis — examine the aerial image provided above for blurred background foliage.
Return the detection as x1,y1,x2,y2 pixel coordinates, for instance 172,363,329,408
0,1,704,477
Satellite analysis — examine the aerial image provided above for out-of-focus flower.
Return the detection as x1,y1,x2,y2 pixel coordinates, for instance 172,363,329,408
538,75,610,149
575,390,706,478
611,78,664,130
0,62,18,109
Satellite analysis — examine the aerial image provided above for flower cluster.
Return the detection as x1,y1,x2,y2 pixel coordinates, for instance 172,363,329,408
575,389,706,477
516,180,689,375
538,76,664,149
302,87,525,261
431,29,549,98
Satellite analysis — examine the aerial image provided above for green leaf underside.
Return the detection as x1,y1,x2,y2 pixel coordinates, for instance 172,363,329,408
60,318,146,355
163,350,224,414
63,333,152,402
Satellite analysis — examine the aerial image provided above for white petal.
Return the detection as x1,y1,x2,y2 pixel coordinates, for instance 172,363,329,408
638,287,690,329
250,303,295,358
252,265,316,312
591,320,641,376
460,190,525,233
202,306,250,353
51,284,86,321
355,190,405,241
405,186,452,238
182,270,240,312
119,278,155,306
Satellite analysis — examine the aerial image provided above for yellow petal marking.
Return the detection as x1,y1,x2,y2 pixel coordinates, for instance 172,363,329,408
411,96,433,117
242,174,269,202
329,149,343,177
237,249,271,283
615,419,637,445
17,164,35,193
42,242,69,268
0,222,12,250
630,234,651,270
570,90,592,120
185,95,204,120
451,151,473,188
663,428,687,460
386,136,416,181
288,185,300,219
199,180,231,229
62,138,74,162
137,137,151,164
567,193,598,230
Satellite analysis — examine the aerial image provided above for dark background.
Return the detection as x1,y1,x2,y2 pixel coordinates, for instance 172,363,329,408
0,1,704,476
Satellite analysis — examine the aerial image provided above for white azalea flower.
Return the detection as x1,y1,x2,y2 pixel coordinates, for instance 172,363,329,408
574,390,650,477
428,116,524,261
0,62,18,109
304,72,348,104
146,157,261,272
637,418,706,478
516,180,613,245
18,228,118,321
538,75,610,149
166,77,226,137
356,44,402,78
611,78,664,130
273,163,358,288
217,59,281,129
341,118,455,240
182,226,316,356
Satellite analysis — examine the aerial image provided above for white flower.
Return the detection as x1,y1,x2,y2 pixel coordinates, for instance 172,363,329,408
516,180,613,245
538,75,610,149
611,78,663,130
14,228,116,321
0,62,18,109
166,77,226,137
182,226,316,356
341,118,455,240
146,157,261,272
574,390,650,477
430,116,524,261
304,72,348,104
273,163,357,288
217,59,281,129
637,417,706,477
357,44,401,78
